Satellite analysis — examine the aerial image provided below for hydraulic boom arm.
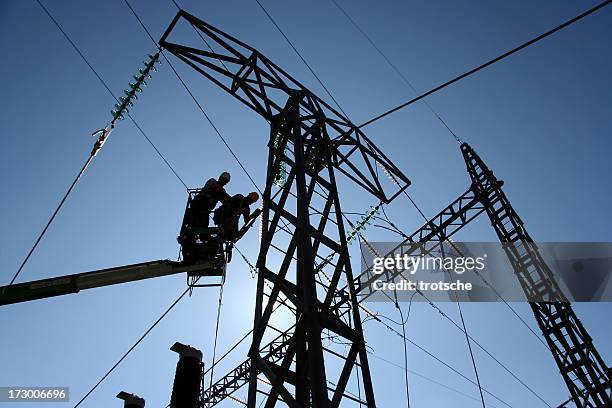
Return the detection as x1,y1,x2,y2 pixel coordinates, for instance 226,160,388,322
0,260,219,306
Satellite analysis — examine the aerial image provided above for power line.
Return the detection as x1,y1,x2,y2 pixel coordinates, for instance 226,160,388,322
456,302,486,407
437,244,486,408
361,307,515,408
253,0,350,119
28,6,209,408
395,293,416,408
7,0,188,287
122,0,263,195
329,0,462,143
358,240,516,407
450,283,487,407
5,155,93,287
378,287,552,406
366,351,504,408
358,0,612,129
208,276,225,389
73,281,197,408
407,268,551,406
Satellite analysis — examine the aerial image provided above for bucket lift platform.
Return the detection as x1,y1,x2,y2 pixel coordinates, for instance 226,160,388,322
178,190,229,287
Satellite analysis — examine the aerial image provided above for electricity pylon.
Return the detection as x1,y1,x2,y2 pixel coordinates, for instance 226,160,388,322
160,11,410,407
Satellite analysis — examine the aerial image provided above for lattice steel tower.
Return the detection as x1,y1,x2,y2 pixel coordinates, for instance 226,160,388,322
160,11,409,407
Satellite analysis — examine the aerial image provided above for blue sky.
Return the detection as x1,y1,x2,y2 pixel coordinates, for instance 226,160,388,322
1,0,611,407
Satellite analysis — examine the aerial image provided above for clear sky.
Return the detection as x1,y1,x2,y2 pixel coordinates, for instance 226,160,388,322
1,0,611,407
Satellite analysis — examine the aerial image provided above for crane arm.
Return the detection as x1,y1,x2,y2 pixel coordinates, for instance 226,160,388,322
0,260,219,306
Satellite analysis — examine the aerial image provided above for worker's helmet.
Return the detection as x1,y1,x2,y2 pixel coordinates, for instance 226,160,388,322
247,192,259,203
218,171,231,184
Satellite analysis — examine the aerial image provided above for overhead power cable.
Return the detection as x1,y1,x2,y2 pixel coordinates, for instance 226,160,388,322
360,306,515,408
426,243,485,407
371,270,551,407
329,0,462,143
367,351,505,408
208,274,226,389
441,245,486,408
5,155,91,288
395,293,416,408
358,238,508,406
253,0,350,118
358,0,612,129
73,280,198,408
456,293,486,407
7,0,186,288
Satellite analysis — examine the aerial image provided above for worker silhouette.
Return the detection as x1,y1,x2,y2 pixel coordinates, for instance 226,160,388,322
192,171,231,228
214,192,260,242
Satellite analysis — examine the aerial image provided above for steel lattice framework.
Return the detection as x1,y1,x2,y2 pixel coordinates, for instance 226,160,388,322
462,143,611,407
160,10,410,408
160,10,611,407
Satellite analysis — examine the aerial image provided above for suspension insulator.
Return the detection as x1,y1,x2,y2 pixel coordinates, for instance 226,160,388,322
169,342,203,408
116,391,145,408
111,52,160,123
